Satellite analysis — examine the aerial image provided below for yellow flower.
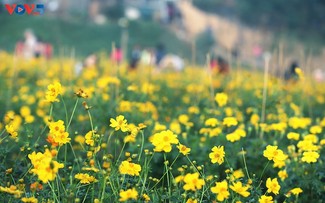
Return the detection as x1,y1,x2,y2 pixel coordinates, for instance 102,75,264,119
278,170,288,181
177,144,191,155
28,149,64,183
75,173,97,184
109,115,128,132
226,132,240,142
310,125,322,134
48,120,70,146
170,120,181,134
20,106,31,117
119,188,138,202
229,181,250,197
74,89,89,98
142,194,151,202
297,140,318,151
209,146,225,165
186,198,198,203
119,161,141,176
5,124,18,139
287,132,300,140
266,178,280,195
21,197,38,203
301,151,320,163
209,127,222,137
288,117,311,129
85,130,96,146
183,172,205,191
215,92,228,107
259,195,273,203
45,82,62,102
294,67,304,80
263,145,286,163
205,118,219,127
210,180,230,201
290,187,303,195
223,117,238,127
230,169,245,181
0,185,23,198
150,130,179,153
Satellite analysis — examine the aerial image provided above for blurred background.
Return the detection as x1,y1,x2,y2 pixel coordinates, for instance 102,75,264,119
1,0,325,72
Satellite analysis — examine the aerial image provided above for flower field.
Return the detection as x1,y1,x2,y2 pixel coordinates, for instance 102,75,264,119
0,52,324,203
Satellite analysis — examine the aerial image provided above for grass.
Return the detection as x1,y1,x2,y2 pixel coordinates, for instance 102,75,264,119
0,13,191,58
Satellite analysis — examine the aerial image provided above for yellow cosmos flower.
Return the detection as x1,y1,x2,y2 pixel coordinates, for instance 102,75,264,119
119,188,138,202
85,130,96,146
259,195,273,203
21,197,38,203
210,180,230,201
119,161,141,176
48,120,70,146
45,82,62,103
110,115,128,132
266,178,280,195
5,124,18,139
289,187,303,195
301,151,320,163
183,172,205,191
287,132,300,140
215,92,228,107
205,118,219,127
75,173,97,184
150,130,179,153
186,198,198,203
28,149,64,183
229,181,250,197
0,185,23,198
278,170,288,181
177,144,191,155
223,117,238,127
209,146,225,165
142,194,151,202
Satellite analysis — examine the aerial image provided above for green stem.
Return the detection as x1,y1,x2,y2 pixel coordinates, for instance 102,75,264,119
257,160,270,188
100,178,107,203
60,95,69,125
138,131,145,162
48,182,60,202
164,154,171,198
67,98,79,131
241,148,251,180
116,142,126,164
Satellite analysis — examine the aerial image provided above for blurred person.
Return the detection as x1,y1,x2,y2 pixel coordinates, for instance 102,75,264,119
128,45,141,70
16,29,38,59
210,56,229,74
284,61,299,81
313,68,324,83
141,48,155,66
110,45,123,65
155,43,166,67
158,54,184,72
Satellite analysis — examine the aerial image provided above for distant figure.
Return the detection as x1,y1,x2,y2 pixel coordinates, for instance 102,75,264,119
141,48,155,66
313,68,324,82
166,1,176,23
155,43,166,66
159,54,184,72
15,29,53,59
129,45,141,70
110,45,123,65
284,61,299,81
210,56,229,74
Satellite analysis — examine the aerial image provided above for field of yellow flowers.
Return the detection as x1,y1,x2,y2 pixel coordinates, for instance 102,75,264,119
0,51,324,203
